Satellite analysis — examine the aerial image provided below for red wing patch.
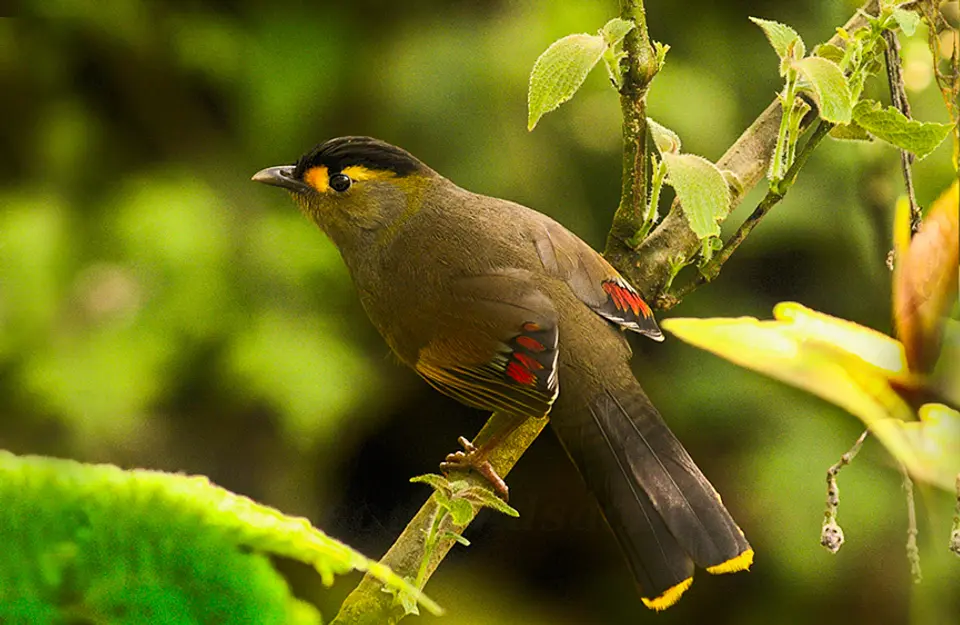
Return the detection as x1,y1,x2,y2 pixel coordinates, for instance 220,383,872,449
503,321,557,389
416,319,559,419
596,278,663,341
603,280,653,318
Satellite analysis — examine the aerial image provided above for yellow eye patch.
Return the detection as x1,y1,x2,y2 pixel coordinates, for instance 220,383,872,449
302,164,396,194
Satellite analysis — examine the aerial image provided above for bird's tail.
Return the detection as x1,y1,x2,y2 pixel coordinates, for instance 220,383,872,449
549,377,752,610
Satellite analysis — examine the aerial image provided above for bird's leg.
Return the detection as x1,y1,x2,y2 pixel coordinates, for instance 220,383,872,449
439,412,530,501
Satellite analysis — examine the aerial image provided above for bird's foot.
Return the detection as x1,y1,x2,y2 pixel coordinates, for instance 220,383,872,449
439,436,509,501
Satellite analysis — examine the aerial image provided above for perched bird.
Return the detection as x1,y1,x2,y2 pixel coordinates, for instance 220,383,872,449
253,137,752,609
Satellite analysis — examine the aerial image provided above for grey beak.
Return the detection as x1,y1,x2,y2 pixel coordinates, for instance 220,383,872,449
251,165,311,193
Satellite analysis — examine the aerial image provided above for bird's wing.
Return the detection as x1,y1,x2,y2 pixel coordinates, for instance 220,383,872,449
414,269,559,419
533,220,662,341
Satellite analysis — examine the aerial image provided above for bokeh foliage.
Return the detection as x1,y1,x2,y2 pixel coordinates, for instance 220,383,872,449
1,1,957,623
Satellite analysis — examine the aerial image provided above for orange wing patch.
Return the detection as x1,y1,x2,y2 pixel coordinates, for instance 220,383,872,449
603,280,652,318
595,278,663,341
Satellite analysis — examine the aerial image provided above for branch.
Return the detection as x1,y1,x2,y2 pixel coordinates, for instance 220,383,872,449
882,28,921,233
613,0,881,303
603,0,658,269
331,414,548,624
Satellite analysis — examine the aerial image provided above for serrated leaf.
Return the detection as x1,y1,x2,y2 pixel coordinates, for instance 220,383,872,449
750,17,805,61
814,42,845,65
461,486,520,517
793,56,853,124
892,8,920,36
662,152,731,239
601,17,634,47
410,473,453,494
829,122,874,142
853,100,955,159
528,33,607,130
447,498,475,526
0,452,444,620
648,118,682,154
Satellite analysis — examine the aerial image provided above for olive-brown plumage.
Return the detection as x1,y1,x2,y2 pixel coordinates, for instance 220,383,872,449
253,136,752,609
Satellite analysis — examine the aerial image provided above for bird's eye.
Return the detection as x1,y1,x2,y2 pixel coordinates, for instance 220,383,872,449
329,173,352,193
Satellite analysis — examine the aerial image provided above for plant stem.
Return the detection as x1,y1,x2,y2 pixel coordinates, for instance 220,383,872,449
821,430,869,553
882,28,921,233
604,0,658,269
901,465,922,583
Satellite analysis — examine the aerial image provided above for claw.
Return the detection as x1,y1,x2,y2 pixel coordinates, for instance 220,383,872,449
440,436,510,501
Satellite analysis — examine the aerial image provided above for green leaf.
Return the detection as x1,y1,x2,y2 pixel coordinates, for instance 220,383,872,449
892,8,920,36
528,33,607,130
749,17,805,61
441,531,471,547
446,498,475,526
460,486,520,517
793,56,853,124
653,40,670,71
852,99,955,159
600,17,634,47
813,42,845,65
829,122,874,142
647,118,682,154
662,152,732,239
0,452,443,621
410,473,453,495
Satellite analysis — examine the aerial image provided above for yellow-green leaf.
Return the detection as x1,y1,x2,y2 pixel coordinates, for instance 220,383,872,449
891,8,920,36
648,118,682,154
661,303,959,490
829,122,873,142
600,17,635,47
662,152,731,239
528,33,607,130
750,17,805,62
853,99,956,160
882,403,960,489
793,56,853,124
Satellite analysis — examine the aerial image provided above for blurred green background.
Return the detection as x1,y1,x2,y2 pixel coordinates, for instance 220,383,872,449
1,2,957,623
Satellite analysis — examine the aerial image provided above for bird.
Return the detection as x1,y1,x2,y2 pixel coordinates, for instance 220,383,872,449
252,136,752,609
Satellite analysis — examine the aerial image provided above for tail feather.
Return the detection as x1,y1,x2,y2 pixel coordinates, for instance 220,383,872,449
551,378,751,608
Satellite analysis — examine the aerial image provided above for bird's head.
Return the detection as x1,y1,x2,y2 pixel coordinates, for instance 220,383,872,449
252,136,437,241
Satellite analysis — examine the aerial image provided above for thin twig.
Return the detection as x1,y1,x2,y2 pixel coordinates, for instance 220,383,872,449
670,121,833,302
883,29,921,234
900,464,922,583
821,430,869,553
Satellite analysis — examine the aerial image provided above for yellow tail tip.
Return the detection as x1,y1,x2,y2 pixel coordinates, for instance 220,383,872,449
706,548,754,575
641,577,693,611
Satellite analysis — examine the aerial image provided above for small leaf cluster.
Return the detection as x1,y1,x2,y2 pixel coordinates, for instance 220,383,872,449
411,473,520,527
389,474,519,616
752,8,954,186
